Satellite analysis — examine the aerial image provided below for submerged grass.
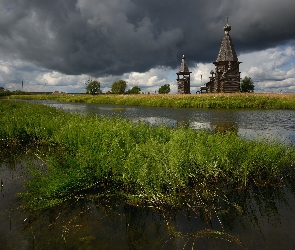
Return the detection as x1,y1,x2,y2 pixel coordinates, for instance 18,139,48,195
7,92,295,109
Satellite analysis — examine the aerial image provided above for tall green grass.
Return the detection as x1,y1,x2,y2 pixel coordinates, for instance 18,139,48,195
0,101,295,202
7,93,295,109
1,100,295,213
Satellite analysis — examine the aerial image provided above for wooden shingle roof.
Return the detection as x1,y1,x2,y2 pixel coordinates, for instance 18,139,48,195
216,23,238,62
178,55,190,73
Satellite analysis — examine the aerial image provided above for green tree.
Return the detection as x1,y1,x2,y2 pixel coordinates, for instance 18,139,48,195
240,77,254,92
158,84,170,94
86,80,101,95
0,87,11,96
12,90,26,95
126,86,141,94
111,80,127,94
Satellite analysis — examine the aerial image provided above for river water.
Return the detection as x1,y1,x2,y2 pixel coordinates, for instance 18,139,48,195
2,154,295,249
2,100,295,249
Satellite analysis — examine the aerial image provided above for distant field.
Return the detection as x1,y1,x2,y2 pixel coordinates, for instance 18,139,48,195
6,93,295,109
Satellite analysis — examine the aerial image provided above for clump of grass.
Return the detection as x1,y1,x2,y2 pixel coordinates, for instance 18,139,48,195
7,93,295,109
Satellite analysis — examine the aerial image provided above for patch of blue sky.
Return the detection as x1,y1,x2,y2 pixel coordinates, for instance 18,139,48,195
277,41,295,71
278,39,295,49
167,69,177,82
279,62,294,71
4,7,13,13
282,63,294,72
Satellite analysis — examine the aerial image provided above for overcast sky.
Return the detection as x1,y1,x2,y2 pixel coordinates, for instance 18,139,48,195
0,0,295,93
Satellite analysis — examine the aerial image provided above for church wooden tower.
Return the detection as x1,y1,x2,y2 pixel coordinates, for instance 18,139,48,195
206,21,241,93
177,55,191,94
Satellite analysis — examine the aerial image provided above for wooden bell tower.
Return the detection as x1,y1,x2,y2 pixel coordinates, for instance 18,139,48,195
177,55,191,94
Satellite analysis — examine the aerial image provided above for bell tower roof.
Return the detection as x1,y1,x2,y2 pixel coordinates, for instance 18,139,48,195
216,20,238,62
178,55,191,73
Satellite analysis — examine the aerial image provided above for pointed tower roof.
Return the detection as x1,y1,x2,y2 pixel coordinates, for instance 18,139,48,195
216,22,238,62
178,55,191,73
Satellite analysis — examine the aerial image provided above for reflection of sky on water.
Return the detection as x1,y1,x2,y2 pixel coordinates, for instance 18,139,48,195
190,121,211,130
132,116,177,127
132,118,295,145
239,128,295,145
50,103,88,113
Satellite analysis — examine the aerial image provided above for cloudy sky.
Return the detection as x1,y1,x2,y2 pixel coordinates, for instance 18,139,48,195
0,0,295,93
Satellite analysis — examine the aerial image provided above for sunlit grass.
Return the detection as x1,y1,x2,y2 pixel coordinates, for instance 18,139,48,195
7,92,295,109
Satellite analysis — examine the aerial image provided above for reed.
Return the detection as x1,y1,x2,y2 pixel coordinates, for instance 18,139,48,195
7,92,295,109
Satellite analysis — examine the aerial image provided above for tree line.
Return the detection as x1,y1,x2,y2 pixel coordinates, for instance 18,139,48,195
85,79,171,95
0,87,27,96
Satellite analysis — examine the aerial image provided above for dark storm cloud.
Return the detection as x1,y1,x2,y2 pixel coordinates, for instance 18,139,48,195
0,0,294,77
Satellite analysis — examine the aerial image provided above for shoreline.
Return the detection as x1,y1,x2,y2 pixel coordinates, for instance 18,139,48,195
6,93,295,109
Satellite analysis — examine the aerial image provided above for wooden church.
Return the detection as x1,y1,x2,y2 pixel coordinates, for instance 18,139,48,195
176,20,241,94
205,21,241,93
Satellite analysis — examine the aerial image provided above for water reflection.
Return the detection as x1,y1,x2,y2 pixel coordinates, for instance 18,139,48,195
0,154,31,249
15,185,295,249
213,122,238,134
190,121,211,130
2,147,295,249
135,116,178,127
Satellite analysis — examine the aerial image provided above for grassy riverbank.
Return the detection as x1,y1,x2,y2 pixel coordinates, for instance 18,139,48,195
1,100,295,214
6,92,295,109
